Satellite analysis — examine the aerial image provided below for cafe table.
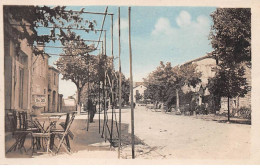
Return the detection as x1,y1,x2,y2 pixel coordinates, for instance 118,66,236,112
30,112,76,155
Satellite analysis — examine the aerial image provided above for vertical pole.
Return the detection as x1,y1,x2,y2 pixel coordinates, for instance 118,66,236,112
28,48,33,114
104,30,106,57
104,31,107,141
118,7,122,159
128,7,135,159
101,41,106,138
98,53,101,134
228,97,230,122
87,55,90,131
110,15,114,146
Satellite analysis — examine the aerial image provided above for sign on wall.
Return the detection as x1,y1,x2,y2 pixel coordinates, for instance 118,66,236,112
32,94,46,107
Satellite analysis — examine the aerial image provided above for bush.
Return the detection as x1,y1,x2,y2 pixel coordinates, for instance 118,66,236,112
230,107,251,119
238,107,251,119
195,104,208,115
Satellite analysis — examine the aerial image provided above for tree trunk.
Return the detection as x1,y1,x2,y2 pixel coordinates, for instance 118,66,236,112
176,89,180,113
227,97,230,122
77,88,81,115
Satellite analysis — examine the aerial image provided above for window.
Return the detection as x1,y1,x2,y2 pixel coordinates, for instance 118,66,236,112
53,91,56,105
19,68,24,108
54,73,56,85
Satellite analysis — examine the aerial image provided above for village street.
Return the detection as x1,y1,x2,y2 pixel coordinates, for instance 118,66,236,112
5,106,251,161
117,105,251,160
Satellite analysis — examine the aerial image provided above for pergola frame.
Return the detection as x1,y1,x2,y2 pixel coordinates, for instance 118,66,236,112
19,6,135,159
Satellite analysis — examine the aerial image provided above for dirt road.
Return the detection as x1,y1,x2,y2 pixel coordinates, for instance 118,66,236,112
119,105,251,160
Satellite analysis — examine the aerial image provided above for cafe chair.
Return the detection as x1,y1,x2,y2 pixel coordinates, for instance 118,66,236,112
6,110,39,154
51,112,76,154
31,120,56,155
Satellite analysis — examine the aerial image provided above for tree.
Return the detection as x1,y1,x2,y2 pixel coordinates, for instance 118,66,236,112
56,31,96,113
208,68,248,121
144,61,172,103
209,8,251,121
210,8,251,67
4,5,96,55
170,63,201,112
144,61,201,111
135,92,143,102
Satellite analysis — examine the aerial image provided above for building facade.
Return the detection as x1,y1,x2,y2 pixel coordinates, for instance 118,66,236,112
4,20,33,115
31,51,49,114
180,54,251,113
133,84,147,103
181,55,217,106
48,66,60,112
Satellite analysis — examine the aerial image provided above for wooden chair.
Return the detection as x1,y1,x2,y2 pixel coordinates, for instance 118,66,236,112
31,119,56,155
51,112,76,154
6,110,38,154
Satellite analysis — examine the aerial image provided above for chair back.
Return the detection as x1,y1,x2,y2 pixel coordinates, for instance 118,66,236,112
7,110,28,133
64,112,76,134
63,113,70,130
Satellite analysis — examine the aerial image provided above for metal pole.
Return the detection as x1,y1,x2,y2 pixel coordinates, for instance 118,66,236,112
128,6,135,159
118,7,122,159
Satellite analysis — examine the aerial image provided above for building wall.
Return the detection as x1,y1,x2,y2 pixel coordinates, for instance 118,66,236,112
62,98,77,112
182,56,216,94
133,85,147,102
4,29,33,114
219,64,251,113
48,67,60,112
238,65,251,108
179,55,251,112
31,53,49,113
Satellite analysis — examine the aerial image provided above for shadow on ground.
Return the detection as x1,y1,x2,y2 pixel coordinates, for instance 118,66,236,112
5,117,143,158
216,119,251,125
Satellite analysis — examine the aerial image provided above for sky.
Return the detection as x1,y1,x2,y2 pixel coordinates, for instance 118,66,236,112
38,6,216,98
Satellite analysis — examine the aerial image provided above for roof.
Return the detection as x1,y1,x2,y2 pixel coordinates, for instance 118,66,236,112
48,66,59,73
133,84,147,90
182,53,213,66
63,98,76,106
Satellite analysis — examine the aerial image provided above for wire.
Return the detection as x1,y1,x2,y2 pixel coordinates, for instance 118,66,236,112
63,9,113,16
10,24,104,32
96,7,108,50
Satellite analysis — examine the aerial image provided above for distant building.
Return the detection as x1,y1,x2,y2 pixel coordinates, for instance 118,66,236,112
133,82,144,88
133,84,147,103
219,63,251,113
179,54,251,113
181,54,217,106
62,97,77,112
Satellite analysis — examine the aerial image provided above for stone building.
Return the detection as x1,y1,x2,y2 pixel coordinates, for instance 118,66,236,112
4,17,33,115
4,7,62,117
48,66,60,112
133,84,147,103
219,63,251,113
180,54,251,113
31,50,49,114
181,54,217,106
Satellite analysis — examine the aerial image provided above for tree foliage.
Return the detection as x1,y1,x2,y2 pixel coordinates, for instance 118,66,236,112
208,8,251,119
210,8,251,68
144,61,201,108
208,8,251,99
4,5,96,55
56,31,97,105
